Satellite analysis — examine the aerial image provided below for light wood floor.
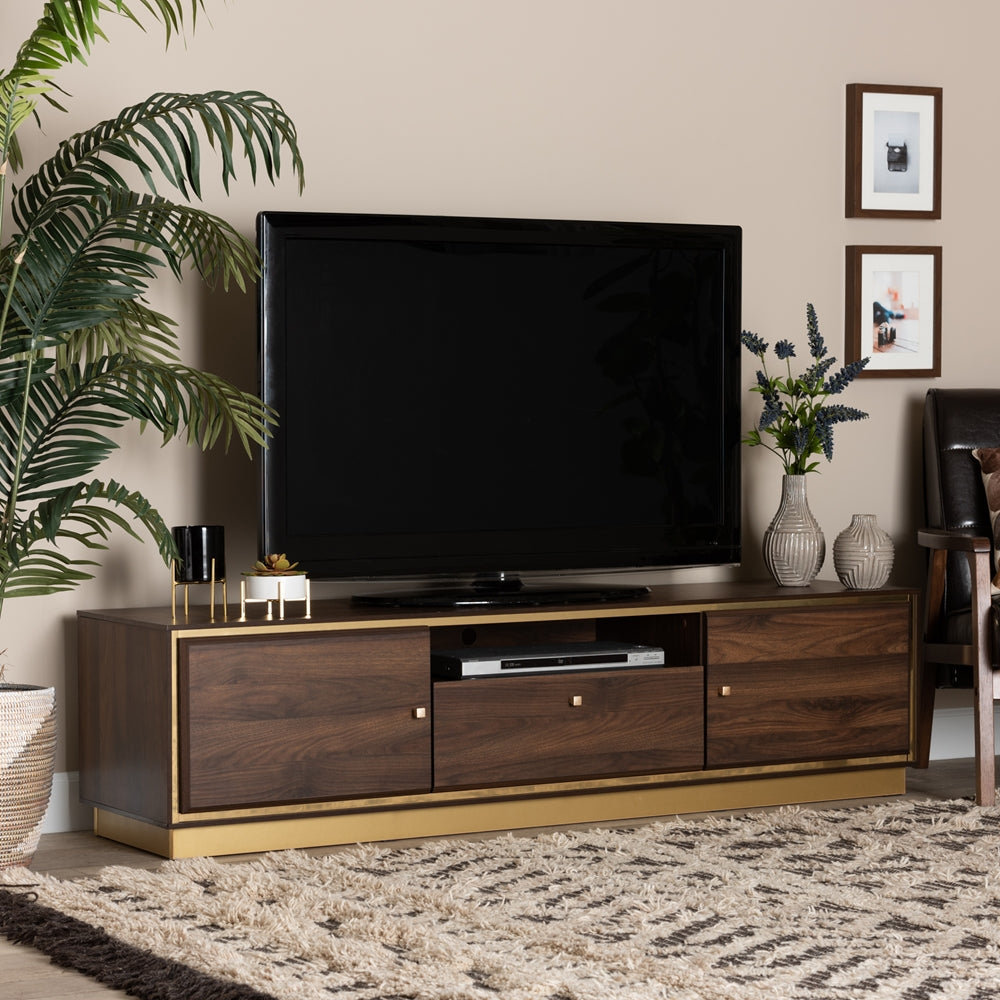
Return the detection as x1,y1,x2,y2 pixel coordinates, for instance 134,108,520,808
0,759,981,999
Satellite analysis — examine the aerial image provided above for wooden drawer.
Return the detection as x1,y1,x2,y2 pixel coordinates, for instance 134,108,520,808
707,604,910,663
178,628,431,811
432,666,704,790
705,605,911,768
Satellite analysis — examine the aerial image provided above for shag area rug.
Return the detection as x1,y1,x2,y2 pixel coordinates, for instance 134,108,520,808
3,798,1000,1000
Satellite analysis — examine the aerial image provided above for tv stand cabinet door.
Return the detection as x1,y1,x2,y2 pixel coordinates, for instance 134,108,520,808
178,628,431,811
705,605,911,768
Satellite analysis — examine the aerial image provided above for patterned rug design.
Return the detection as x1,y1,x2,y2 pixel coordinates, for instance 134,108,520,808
4,797,1000,999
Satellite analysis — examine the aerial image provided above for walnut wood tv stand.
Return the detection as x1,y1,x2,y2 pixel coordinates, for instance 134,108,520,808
77,581,916,859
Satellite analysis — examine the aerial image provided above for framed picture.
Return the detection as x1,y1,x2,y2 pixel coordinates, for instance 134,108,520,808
845,245,941,378
845,84,941,218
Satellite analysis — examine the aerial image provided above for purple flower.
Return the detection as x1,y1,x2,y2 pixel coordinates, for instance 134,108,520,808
824,358,870,394
741,303,868,476
806,302,827,359
740,330,768,357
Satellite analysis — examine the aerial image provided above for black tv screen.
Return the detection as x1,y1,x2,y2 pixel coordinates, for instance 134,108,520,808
257,212,741,605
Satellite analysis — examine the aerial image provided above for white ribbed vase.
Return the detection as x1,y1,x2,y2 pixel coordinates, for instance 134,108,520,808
762,475,825,587
833,513,894,590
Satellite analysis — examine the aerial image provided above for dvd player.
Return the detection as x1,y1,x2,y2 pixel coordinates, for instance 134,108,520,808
431,640,664,679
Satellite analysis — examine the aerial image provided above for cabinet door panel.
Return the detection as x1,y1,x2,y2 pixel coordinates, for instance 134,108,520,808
706,604,911,768
706,655,910,768
179,629,430,811
433,667,703,790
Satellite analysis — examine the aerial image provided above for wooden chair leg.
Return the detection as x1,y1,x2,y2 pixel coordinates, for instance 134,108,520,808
969,550,996,806
913,652,936,769
974,683,996,806
915,548,948,769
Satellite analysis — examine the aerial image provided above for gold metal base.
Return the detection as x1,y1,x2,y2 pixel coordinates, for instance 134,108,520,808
171,561,227,622
93,766,908,859
239,577,312,621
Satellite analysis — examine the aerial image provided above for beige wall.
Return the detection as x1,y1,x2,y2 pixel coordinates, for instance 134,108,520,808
4,1,996,770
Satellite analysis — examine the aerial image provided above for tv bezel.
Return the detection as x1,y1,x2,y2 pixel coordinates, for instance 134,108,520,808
257,211,742,603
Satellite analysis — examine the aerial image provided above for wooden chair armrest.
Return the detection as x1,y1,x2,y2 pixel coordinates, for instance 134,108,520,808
917,525,993,648
917,527,992,553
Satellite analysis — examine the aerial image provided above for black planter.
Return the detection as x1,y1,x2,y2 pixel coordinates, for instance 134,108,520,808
172,525,226,582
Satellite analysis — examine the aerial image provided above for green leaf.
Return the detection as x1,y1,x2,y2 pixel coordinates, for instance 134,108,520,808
0,477,174,601
13,91,303,226
1,3,208,171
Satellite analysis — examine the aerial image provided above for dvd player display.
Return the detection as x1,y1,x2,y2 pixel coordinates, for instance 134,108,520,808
431,641,664,679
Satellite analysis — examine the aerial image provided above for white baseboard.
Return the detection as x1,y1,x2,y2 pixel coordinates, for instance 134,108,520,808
38,708,1000,835
41,771,92,834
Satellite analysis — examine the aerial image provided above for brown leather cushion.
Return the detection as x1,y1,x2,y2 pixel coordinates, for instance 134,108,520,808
972,447,1000,594
923,389,1000,616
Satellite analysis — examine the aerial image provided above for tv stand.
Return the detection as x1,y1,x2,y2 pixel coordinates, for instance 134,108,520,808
77,580,915,859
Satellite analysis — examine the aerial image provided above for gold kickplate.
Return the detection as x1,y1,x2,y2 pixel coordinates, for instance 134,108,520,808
93,766,908,859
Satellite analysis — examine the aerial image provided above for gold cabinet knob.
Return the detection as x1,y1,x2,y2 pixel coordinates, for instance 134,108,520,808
412,707,427,719
718,685,732,697
569,695,583,707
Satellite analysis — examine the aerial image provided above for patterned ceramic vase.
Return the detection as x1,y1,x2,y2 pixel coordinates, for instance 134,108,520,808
762,475,825,586
833,513,894,590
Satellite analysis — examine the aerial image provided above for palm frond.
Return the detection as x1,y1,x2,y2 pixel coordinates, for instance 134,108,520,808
13,91,304,229
115,193,261,291
3,188,259,361
0,360,127,501
98,357,277,455
1,354,275,508
1,2,208,170
115,1,205,46
0,477,173,600
56,299,181,367
2,212,163,354
0,356,55,408
0,549,98,598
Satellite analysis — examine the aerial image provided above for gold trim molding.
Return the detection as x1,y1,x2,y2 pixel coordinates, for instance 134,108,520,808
95,766,907,859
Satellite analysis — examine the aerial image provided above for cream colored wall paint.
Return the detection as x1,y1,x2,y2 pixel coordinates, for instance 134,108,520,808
3,1,997,770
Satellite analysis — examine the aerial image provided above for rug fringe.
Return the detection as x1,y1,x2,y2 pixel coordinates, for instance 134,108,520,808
0,888,277,1000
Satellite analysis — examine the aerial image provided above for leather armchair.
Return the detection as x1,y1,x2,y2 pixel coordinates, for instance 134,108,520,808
916,388,1000,804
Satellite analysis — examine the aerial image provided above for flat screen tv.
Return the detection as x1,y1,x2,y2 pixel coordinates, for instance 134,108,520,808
256,211,742,606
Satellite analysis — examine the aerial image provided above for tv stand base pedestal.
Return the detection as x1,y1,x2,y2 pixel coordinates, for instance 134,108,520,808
91,765,907,860
78,581,916,859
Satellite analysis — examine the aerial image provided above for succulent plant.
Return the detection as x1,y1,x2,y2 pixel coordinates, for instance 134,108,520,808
247,554,303,576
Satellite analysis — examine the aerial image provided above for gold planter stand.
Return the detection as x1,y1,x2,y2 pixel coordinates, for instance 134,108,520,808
240,576,311,621
171,559,227,622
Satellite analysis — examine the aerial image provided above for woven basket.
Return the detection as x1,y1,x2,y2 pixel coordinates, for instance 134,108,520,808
0,684,57,869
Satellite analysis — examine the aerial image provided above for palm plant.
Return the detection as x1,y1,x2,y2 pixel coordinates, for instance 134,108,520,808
0,1,304,623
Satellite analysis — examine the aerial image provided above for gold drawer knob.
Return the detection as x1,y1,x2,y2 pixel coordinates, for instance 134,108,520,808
718,685,732,697
569,695,583,707
412,707,427,719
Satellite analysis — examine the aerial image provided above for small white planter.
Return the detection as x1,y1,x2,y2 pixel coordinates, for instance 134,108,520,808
240,574,310,620
243,574,308,602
